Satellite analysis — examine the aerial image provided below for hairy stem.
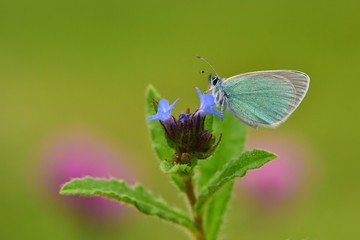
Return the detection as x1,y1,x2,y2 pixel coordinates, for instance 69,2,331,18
184,177,206,240
184,177,196,206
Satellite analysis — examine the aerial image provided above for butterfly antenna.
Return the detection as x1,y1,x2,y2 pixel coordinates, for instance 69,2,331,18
196,56,219,76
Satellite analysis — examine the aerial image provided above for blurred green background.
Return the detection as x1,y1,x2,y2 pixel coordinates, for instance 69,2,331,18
1,0,359,239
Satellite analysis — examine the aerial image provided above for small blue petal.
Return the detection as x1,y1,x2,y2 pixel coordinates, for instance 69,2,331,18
195,87,203,99
169,98,179,109
195,87,223,119
179,113,191,123
204,105,224,119
146,98,179,121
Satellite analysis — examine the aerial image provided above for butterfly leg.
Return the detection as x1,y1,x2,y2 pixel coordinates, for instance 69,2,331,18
220,93,229,113
221,100,225,113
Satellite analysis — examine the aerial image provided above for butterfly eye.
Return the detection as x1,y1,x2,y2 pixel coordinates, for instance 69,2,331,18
212,78,218,86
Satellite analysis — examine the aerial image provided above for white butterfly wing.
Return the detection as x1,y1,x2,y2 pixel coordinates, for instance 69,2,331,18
222,70,310,128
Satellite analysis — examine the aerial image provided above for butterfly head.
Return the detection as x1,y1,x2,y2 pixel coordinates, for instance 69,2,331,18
197,56,223,89
208,74,222,88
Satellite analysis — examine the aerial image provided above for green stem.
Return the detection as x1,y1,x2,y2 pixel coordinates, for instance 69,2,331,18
184,177,206,240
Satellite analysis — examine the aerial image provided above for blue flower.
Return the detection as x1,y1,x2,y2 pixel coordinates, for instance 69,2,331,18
147,98,179,121
195,87,223,119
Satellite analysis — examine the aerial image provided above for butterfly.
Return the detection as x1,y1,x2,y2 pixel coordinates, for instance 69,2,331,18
198,56,310,128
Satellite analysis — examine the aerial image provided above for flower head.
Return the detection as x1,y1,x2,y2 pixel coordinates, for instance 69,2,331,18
146,88,223,163
195,87,223,119
147,98,179,122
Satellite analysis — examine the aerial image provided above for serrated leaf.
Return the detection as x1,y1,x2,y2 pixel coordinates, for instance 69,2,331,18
160,161,192,175
195,149,277,213
60,177,196,232
170,174,186,192
197,112,247,240
145,85,173,162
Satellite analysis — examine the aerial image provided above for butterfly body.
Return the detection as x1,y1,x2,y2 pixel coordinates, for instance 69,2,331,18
207,70,310,128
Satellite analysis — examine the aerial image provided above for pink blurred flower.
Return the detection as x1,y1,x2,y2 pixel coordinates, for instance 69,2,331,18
237,134,311,211
40,129,135,225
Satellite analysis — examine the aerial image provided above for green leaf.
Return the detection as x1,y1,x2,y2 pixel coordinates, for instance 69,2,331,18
203,183,233,240
145,85,173,163
197,112,247,240
195,149,277,213
60,177,196,232
170,174,186,192
204,114,213,132
160,161,192,175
